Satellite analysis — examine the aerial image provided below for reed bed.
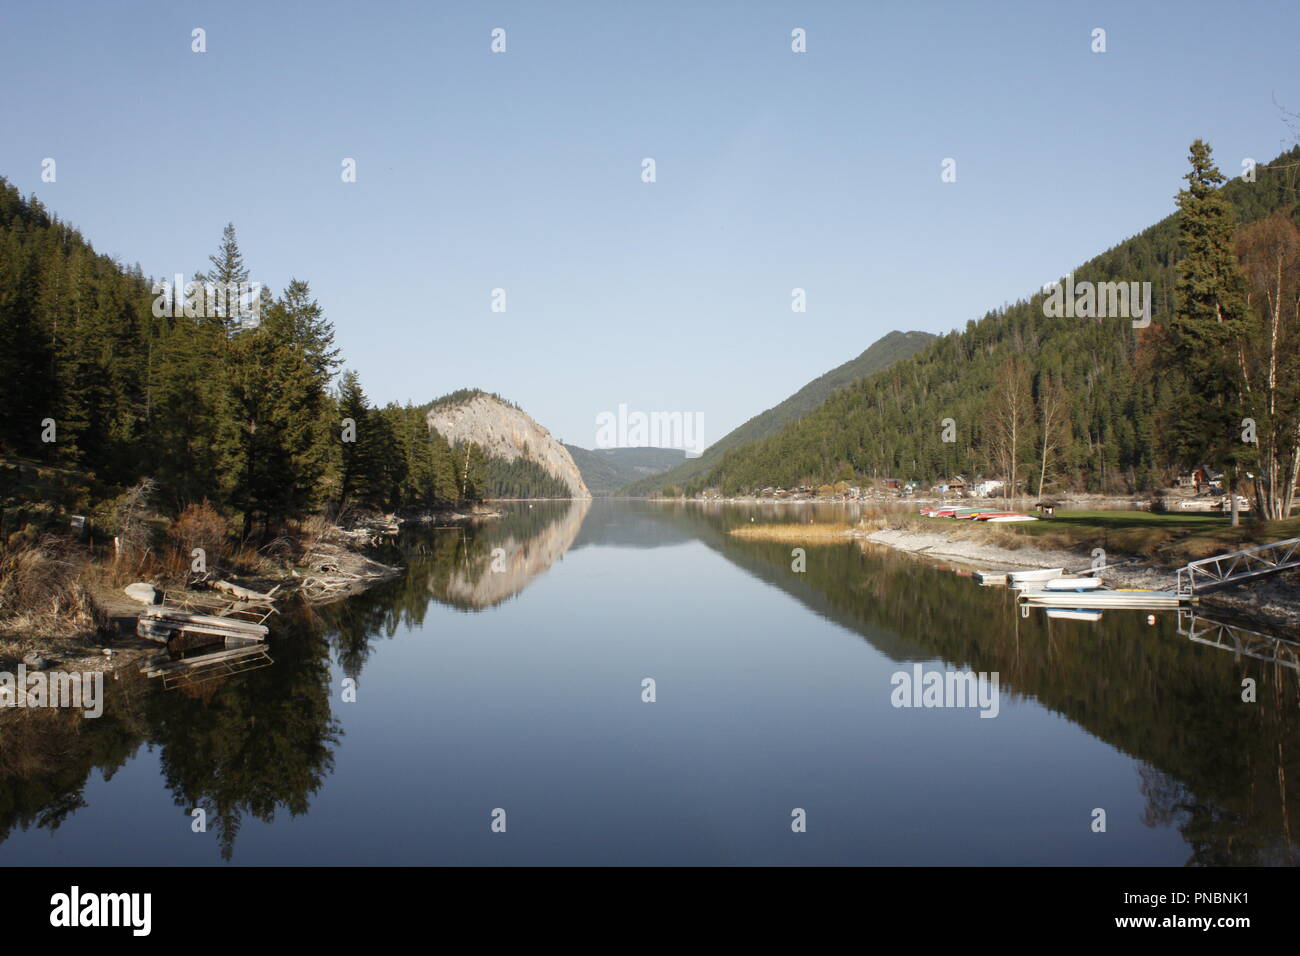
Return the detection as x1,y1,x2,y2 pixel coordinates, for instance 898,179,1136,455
728,522,855,543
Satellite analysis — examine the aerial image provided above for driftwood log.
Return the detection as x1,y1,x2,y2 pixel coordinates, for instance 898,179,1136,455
212,579,280,602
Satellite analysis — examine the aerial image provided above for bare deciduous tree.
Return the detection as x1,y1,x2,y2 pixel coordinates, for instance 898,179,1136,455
987,357,1033,504
1037,377,1070,500
1235,213,1300,519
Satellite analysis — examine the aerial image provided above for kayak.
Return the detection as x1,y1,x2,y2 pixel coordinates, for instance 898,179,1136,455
1007,568,1066,585
1043,577,1102,591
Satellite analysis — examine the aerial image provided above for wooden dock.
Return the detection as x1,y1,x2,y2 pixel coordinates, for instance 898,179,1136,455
136,606,269,644
132,580,278,689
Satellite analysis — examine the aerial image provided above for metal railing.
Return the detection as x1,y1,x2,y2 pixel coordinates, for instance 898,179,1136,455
1175,538,1300,595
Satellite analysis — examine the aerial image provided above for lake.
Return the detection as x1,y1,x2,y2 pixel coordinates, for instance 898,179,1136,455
2,499,1296,865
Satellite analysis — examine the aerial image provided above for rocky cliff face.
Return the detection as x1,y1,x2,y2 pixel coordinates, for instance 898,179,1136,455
426,392,591,498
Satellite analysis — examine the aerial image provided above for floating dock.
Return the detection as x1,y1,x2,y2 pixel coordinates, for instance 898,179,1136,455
1017,589,1189,608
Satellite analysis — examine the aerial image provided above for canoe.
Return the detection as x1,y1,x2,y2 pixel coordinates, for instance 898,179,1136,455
1043,577,1102,590
985,515,1039,523
1007,568,1066,585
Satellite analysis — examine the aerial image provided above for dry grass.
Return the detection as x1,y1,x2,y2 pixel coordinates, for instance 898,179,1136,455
729,522,855,543
0,536,101,640
857,511,1053,551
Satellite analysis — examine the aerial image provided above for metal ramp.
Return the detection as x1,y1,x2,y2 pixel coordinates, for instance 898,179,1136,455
1177,610,1300,672
1175,538,1300,595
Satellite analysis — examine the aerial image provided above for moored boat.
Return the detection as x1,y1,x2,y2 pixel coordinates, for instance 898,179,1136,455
1006,567,1066,585
1043,577,1102,590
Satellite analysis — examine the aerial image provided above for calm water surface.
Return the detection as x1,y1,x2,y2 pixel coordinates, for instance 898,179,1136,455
2,500,1296,865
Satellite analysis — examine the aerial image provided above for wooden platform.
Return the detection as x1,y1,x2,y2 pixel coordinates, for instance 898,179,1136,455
136,606,269,644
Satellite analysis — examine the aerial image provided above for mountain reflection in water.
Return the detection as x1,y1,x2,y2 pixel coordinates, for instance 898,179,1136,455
0,500,1295,865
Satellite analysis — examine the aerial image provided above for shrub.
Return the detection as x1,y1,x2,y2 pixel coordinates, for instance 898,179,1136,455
166,501,228,580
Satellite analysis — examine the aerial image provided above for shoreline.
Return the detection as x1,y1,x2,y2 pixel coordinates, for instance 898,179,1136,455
1,503,522,677
0,521,407,683
854,525,1300,632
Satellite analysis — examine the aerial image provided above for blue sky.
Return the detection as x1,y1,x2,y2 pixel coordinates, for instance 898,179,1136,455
2,0,1296,449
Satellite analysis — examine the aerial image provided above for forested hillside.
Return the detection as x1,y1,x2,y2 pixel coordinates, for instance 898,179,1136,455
672,145,1300,506
622,329,935,494
0,180,563,533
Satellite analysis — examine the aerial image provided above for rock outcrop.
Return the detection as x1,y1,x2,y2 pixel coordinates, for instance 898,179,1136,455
426,392,591,498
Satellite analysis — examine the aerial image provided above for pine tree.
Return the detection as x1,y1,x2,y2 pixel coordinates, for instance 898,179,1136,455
1162,140,1251,520
336,370,372,506
196,223,250,333
460,442,489,502
263,279,341,386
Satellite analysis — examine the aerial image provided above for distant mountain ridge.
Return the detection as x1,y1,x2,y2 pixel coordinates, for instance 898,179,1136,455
621,329,936,494
564,444,686,494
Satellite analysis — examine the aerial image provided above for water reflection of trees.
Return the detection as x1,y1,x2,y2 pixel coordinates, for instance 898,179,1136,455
1,615,342,861
144,618,340,861
646,500,1300,866
0,502,592,859
6,500,1294,864
0,675,150,845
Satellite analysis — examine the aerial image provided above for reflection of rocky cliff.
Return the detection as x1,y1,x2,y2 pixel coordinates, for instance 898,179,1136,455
432,499,590,609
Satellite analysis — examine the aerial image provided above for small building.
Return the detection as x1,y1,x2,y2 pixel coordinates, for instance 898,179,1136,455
936,476,967,496
971,479,1004,497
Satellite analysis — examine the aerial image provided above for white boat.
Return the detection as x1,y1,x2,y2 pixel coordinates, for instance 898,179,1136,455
984,515,1039,523
1007,568,1066,585
1045,608,1103,621
1043,577,1102,590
